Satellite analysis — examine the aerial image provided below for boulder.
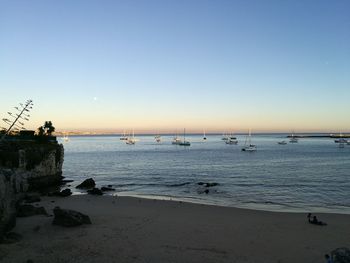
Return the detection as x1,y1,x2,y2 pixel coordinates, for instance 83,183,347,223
16,204,47,217
52,207,91,227
332,247,350,263
59,188,72,197
87,187,103,195
76,178,95,189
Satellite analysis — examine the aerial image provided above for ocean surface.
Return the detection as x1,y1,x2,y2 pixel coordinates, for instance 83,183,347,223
60,134,350,214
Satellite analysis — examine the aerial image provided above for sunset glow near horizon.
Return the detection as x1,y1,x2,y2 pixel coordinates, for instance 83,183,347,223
1,0,349,134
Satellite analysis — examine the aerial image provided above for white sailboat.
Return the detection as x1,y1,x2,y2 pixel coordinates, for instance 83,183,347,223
172,130,182,145
126,130,137,145
289,131,298,143
221,132,229,141
62,133,69,142
179,128,191,146
241,129,257,151
277,140,287,145
334,133,348,143
155,134,161,143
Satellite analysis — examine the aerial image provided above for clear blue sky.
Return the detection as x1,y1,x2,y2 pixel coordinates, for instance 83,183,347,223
1,0,349,133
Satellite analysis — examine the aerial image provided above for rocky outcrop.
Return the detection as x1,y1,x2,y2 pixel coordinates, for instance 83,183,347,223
0,141,64,240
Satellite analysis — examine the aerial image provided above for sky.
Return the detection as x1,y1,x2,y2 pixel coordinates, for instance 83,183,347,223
1,0,349,133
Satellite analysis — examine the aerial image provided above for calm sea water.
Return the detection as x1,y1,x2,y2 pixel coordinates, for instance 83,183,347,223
60,134,350,213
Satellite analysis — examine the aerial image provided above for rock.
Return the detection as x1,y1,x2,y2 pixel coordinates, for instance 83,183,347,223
24,193,41,203
59,188,72,197
197,182,204,185
101,186,115,192
60,179,74,185
332,247,350,263
48,188,72,197
52,207,91,227
204,189,209,194
76,178,95,189
0,232,22,244
16,204,47,217
107,184,113,188
87,187,103,195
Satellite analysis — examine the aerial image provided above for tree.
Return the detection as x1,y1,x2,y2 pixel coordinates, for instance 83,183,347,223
37,121,55,136
44,121,55,136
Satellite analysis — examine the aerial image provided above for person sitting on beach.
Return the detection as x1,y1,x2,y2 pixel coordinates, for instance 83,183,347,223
307,213,327,226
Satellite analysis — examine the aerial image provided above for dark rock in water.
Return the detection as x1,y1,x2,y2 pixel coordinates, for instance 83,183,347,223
204,189,209,194
205,183,218,187
59,188,72,197
16,204,47,217
101,186,115,192
332,247,350,263
197,182,204,185
76,178,95,189
52,206,91,227
107,184,113,188
24,193,41,203
48,188,72,197
0,232,22,244
87,187,103,195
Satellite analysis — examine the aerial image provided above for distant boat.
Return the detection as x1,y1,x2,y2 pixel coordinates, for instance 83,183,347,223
289,131,298,143
221,132,229,141
63,134,69,142
241,129,257,151
225,133,238,145
172,131,182,145
178,128,191,146
334,133,347,143
278,141,287,145
126,130,136,145
120,130,128,140
155,134,161,143
203,130,207,140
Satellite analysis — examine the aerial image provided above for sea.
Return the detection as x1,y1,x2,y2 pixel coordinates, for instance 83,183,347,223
60,134,350,214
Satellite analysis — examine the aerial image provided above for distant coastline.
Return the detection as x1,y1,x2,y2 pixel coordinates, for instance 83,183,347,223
54,131,350,138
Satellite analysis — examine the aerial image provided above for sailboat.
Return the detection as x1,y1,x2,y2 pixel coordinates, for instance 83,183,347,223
203,130,207,140
178,128,191,146
62,133,69,142
289,131,298,143
120,130,128,140
221,132,229,141
241,129,257,151
126,130,136,145
334,133,348,143
172,130,182,145
155,134,161,143
225,132,238,144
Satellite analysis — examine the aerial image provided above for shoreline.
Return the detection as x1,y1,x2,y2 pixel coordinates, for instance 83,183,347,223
1,194,350,263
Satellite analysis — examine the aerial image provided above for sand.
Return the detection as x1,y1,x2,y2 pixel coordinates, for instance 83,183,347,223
1,195,349,263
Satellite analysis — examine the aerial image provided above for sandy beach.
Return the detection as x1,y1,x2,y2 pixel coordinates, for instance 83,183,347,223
1,195,349,263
